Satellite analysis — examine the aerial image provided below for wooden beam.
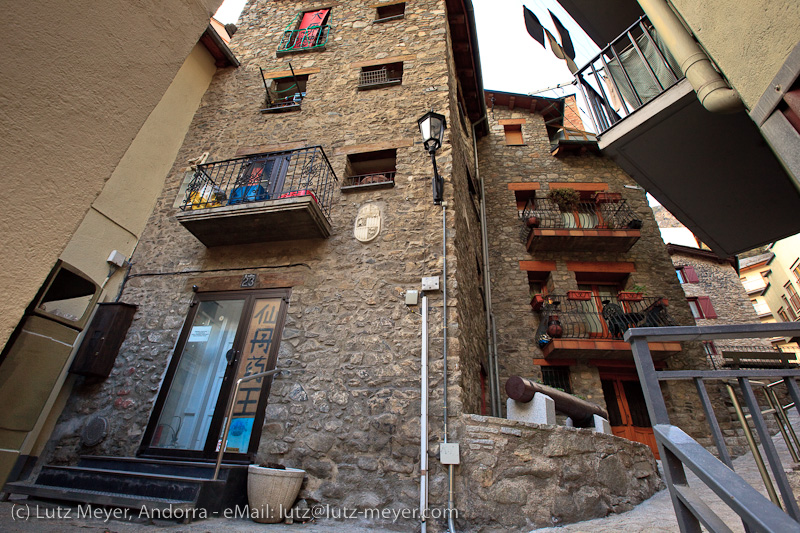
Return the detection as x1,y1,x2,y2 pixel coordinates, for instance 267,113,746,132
519,260,557,271
508,96,516,110
566,261,635,273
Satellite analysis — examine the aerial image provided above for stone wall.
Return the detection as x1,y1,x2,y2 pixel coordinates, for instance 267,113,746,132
42,0,465,526
455,414,662,530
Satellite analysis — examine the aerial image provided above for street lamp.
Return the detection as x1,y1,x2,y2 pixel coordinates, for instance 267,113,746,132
417,111,447,205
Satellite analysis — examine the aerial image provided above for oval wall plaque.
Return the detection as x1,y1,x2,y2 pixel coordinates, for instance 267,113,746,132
354,204,381,243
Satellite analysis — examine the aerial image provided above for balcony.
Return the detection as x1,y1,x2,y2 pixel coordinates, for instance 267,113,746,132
534,294,681,359
568,10,800,257
741,277,768,295
277,25,331,54
519,196,641,253
175,147,336,246
752,301,773,318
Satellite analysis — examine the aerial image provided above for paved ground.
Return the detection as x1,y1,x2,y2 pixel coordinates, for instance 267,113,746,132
2,413,799,532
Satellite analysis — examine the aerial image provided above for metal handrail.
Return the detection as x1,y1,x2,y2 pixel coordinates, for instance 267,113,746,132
213,368,282,480
625,323,800,531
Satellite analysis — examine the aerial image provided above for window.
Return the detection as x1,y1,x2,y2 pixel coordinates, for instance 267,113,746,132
793,261,800,285
358,63,403,89
541,366,572,394
785,282,800,313
503,124,524,145
278,9,331,53
676,265,699,283
375,2,405,22
262,75,308,113
778,307,791,322
341,149,396,189
687,297,717,319
782,296,797,320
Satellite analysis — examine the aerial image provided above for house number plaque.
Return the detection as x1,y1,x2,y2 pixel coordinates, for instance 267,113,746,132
241,274,256,288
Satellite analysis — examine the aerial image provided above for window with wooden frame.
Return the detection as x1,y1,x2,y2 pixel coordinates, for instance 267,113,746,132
262,74,309,113
277,9,332,53
778,307,792,322
341,149,396,190
687,297,717,319
782,296,798,320
793,260,800,285
358,62,403,90
503,124,524,145
676,265,699,284
785,282,800,313
375,2,405,22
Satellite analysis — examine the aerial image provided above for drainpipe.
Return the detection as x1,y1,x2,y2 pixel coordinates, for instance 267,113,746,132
637,0,743,113
420,295,429,533
440,202,457,533
472,116,501,417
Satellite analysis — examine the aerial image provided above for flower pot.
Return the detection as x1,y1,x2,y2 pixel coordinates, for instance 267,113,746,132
247,465,305,523
594,192,622,204
530,294,545,311
525,216,540,228
546,315,563,338
618,291,644,302
567,290,591,301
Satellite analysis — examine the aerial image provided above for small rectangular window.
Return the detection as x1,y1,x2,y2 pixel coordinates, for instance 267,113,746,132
784,282,800,312
358,63,403,90
779,307,791,322
375,2,405,22
342,149,396,190
278,9,331,53
541,366,572,394
782,296,798,320
504,124,524,145
262,75,308,113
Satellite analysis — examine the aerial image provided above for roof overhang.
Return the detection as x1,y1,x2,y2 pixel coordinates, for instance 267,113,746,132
200,22,239,68
556,0,643,47
485,91,565,124
446,0,487,136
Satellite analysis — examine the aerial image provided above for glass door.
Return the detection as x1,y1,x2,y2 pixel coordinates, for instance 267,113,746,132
141,290,288,460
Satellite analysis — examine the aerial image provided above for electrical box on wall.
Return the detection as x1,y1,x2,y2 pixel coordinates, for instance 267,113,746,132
440,442,460,465
422,276,439,291
405,290,419,305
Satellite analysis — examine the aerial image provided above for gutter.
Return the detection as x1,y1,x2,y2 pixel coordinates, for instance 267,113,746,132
637,0,742,113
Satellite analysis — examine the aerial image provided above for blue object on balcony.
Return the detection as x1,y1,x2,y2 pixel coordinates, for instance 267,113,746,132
229,185,269,205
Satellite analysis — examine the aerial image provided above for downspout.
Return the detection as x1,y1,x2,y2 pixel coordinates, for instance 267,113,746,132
472,116,501,418
441,202,457,533
637,0,743,113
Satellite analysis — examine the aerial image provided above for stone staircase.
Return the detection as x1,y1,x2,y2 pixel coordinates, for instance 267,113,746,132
2,456,248,520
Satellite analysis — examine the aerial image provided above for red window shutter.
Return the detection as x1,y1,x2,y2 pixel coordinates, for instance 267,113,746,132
697,296,717,319
683,265,699,283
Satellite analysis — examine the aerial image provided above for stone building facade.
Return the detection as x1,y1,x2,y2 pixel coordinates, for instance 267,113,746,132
29,1,664,530
478,90,713,455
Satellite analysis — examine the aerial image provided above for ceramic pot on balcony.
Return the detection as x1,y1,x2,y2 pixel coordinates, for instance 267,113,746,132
546,315,563,338
525,216,540,228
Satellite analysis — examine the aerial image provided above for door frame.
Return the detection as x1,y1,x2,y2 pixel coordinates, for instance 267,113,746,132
598,368,659,458
138,288,290,462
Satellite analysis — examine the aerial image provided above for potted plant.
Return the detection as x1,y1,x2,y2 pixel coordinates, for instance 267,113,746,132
548,188,580,212
247,461,306,523
618,284,646,302
567,290,591,301
593,191,622,204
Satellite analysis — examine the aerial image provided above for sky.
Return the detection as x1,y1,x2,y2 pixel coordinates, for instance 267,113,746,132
214,0,598,99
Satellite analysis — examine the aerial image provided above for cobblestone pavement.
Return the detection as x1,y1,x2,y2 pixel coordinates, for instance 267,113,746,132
2,413,799,532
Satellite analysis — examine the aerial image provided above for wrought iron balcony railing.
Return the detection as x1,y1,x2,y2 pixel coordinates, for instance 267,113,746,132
534,294,677,346
277,25,331,53
180,146,337,220
519,196,641,244
574,15,683,135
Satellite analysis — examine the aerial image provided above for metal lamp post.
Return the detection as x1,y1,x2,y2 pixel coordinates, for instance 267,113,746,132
417,111,447,205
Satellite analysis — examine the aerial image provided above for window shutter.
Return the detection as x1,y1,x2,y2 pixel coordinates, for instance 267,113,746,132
697,296,717,319
683,265,699,283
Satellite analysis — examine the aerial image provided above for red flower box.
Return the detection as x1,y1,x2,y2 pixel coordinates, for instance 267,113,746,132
594,192,622,204
530,294,545,311
617,291,644,302
567,290,592,301
279,189,318,203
